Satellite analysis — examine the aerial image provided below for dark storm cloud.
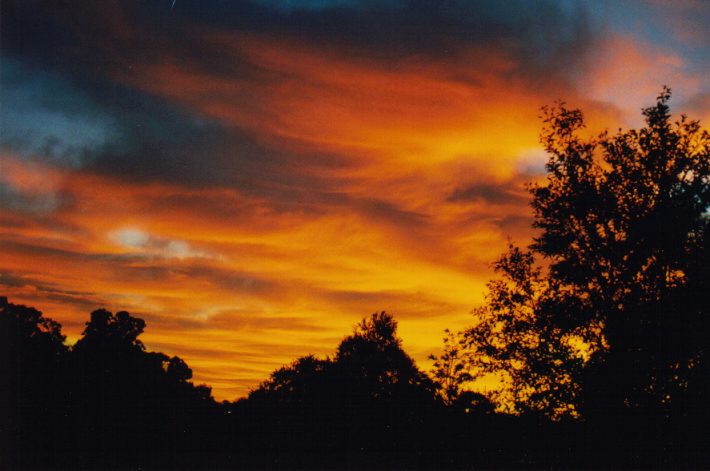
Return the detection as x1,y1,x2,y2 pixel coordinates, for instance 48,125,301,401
0,59,119,167
1,0,596,200
4,0,594,65
2,1,356,199
178,0,594,75
1,48,354,203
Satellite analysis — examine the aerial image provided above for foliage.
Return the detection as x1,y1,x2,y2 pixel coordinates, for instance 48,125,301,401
428,329,478,405
534,88,710,309
4,295,708,468
0,298,64,370
336,311,437,401
463,246,585,418
1,300,215,468
1,297,68,465
249,354,331,404
251,312,436,405
73,308,146,353
451,88,710,419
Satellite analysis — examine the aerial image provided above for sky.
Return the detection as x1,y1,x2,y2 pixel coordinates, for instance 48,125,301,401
2,0,709,400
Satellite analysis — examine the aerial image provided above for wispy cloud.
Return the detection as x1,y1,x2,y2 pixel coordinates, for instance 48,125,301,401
1,0,708,399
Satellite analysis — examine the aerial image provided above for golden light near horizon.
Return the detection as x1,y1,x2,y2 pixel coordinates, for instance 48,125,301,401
2,0,710,400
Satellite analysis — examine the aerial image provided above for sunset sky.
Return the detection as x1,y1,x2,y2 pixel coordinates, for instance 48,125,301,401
2,0,709,400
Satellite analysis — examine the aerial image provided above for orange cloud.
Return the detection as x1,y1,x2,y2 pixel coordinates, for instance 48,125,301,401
578,34,702,123
4,8,703,400
1,154,510,398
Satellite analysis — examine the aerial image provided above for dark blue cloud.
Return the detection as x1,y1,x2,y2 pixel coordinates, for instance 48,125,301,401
252,0,370,12
3,0,596,81
0,55,255,186
0,0,597,209
1,48,352,202
0,59,118,166
174,0,594,77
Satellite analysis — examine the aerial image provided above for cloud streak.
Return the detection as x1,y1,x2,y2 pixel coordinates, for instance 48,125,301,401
1,0,708,399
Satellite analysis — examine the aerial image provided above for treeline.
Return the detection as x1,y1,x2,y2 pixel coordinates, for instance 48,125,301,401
3,89,709,468
0,299,509,468
2,297,707,469
1,299,218,469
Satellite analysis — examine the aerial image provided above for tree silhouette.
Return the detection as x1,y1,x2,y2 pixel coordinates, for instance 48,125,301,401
64,308,215,467
4,293,708,468
248,354,331,406
238,312,441,467
462,245,585,418
454,88,710,421
533,88,710,418
73,308,146,353
2,300,221,469
450,391,495,416
429,328,478,406
250,312,436,409
1,297,67,466
335,312,437,403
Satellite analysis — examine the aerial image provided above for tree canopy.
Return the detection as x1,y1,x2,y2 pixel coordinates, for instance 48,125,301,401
440,88,710,420
250,311,436,406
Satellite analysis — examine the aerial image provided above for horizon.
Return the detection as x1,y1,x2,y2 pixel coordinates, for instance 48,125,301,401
2,0,710,401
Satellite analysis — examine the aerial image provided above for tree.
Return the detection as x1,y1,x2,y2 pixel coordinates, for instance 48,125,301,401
1,297,68,465
249,354,331,405
463,246,584,418
533,88,710,417
66,308,215,466
72,308,146,354
250,312,436,405
2,299,218,469
335,312,437,403
166,354,194,382
533,88,709,309
0,297,66,389
429,329,478,406
240,312,439,466
457,88,710,419
450,391,495,416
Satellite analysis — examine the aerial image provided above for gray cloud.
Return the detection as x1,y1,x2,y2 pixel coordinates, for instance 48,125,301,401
448,181,529,205
0,59,119,167
0,272,103,312
0,180,63,213
0,0,600,220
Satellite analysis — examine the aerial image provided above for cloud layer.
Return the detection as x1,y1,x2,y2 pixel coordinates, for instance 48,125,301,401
2,0,709,399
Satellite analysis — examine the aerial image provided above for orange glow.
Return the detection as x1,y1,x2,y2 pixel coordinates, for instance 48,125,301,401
2,13,706,401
